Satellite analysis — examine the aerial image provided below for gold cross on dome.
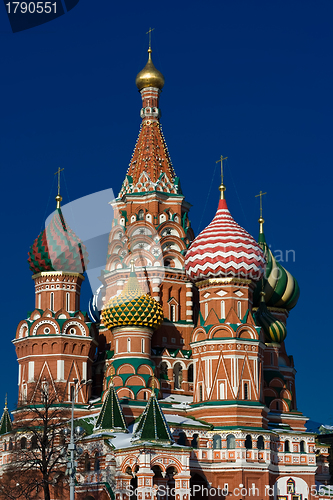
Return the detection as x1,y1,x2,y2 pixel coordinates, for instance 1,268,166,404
146,27,155,49
255,190,267,219
216,155,228,185
54,167,64,208
216,155,228,199
54,167,64,197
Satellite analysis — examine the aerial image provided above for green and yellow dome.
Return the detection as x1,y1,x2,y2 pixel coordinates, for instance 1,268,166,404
254,292,287,344
101,262,164,330
253,223,300,310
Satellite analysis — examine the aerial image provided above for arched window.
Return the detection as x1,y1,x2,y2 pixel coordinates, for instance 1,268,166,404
173,363,183,389
84,453,91,472
257,435,264,450
160,362,168,380
287,478,295,494
237,301,242,319
170,304,176,322
138,210,144,220
213,435,222,449
219,382,225,400
50,292,54,311
94,452,100,472
141,338,145,353
191,434,199,449
31,435,38,449
227,434,235,449
245,435,252,449
66,293,70,311
127,338,131,353
205,302,208,319
38,294,41,309
285,440,290,452
244,383,248,400
8,438,13,450
115,339,118,354
221,300,225,319
187,364,194,383
20,437,27,449
178,431,187,446
300,440,306,453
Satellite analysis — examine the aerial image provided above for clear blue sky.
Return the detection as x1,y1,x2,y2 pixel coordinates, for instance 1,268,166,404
0,0,332,424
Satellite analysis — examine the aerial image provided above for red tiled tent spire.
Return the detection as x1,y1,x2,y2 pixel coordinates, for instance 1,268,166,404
118,48,180,197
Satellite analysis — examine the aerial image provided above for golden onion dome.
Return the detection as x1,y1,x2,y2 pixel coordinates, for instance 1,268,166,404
101,262,164,330
254,292,287,344
135,48,165,91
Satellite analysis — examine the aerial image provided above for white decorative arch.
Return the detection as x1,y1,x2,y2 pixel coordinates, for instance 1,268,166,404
32,320,59,336
63,321,87,337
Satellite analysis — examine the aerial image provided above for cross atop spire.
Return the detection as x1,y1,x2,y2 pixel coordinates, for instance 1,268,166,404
255,190,267,234
54,167,64,209
216,155,228,200
146,27,155,49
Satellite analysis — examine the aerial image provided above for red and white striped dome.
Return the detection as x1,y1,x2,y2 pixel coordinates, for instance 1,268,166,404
185,199,266,282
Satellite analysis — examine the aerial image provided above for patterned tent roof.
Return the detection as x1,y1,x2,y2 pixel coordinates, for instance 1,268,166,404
0,400,12,435
101,265,163,330
253,229,300,310
28,208,88,274
131,391,173,444
185,199,266,282
94,383,127,433
254,292,287,344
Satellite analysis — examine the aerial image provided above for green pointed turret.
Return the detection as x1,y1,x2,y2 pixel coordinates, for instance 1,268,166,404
95,384,127,433
131,391,173,444
0,397,12,435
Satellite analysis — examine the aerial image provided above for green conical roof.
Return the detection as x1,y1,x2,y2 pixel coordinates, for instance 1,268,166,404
95,384,127,433
132,392,173,444
0,399,12,435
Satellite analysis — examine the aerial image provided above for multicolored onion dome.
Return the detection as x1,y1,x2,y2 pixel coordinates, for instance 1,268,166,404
135,48,165,91
253,230,300,310
28,208,88,274
101,264,163,330
185,199,266,282
255,292,287,344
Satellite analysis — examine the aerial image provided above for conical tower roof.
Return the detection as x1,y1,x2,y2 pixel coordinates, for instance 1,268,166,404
0,397,12,435
118,48,180,197
131,390,173,444
95,383,127,433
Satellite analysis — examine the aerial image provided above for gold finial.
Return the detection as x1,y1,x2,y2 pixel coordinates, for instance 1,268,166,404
146,27,155,49
216,155,228,199
255,190,267,234
54,167,64,209
130,259,135,272
110,363,114,385
4,393,7,409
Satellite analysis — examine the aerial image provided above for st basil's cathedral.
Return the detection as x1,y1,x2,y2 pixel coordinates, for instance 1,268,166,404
0,44,330,500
